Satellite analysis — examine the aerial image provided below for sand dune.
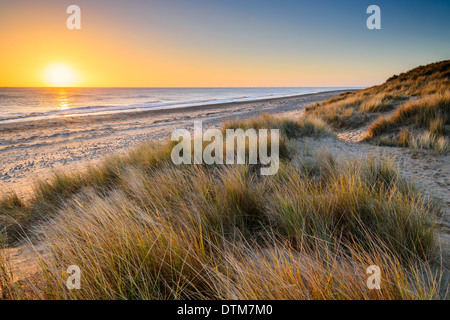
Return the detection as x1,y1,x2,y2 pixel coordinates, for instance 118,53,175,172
1,89,449,298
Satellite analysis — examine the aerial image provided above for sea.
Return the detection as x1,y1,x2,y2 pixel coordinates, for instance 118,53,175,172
0,87,356,124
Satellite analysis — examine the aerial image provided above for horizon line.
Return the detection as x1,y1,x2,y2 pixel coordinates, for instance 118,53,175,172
0,85,368,89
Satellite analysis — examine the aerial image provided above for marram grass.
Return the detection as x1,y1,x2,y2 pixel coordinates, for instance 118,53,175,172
0,114,446,300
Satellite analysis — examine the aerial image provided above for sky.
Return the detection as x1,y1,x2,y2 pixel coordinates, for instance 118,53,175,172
0,0,449,87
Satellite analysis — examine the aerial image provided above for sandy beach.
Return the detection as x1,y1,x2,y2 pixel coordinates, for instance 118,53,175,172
0,90,348,195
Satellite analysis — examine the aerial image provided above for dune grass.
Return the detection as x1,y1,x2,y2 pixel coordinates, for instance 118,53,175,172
0,114,445,300
1,114,321,244
0,245,16,299
305,90,410,129
0,141,177,245
304,60,450,153
223,114,335,139
305,60,449,128
366,92,450,152
35,151,440,300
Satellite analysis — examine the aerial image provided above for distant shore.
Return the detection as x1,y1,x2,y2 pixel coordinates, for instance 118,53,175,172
0,90,352,195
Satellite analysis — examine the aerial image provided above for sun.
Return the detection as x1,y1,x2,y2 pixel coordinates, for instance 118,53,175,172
44,63,78,87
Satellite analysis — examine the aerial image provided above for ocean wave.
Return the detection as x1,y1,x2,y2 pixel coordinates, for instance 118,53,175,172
0,94,299,124
0,87,357,124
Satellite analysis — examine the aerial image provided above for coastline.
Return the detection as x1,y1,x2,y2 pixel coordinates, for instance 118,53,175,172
0,90,352,195
1,87,449,296
0,90,353,130
0,88,359,125
2,87,448,232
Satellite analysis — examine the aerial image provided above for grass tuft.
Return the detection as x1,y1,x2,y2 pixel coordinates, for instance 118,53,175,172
366,92,450,153
305,60,450,142
0,114,444,299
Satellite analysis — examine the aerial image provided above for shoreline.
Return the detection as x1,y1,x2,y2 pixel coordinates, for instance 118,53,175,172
0,90,352,195
0,89,358,126
0,89,353,131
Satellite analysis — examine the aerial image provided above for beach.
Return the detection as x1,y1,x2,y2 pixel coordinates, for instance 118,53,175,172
2,87,449,297
0,90,349,195
2,88,448,230
1,89,449,219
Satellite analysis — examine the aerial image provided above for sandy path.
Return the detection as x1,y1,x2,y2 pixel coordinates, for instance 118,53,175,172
335,113,449,273
333,129,450,272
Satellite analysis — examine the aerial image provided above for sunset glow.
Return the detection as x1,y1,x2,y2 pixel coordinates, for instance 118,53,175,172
0,1,449,87
44,64,78,87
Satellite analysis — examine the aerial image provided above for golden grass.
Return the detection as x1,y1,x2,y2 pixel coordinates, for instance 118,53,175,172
223,114,335,138
366,92,450,152
359,94,394,113
0,246,17,299
0,114,445,299
306,60,450,130
304,60,450,153
35,152,441,299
